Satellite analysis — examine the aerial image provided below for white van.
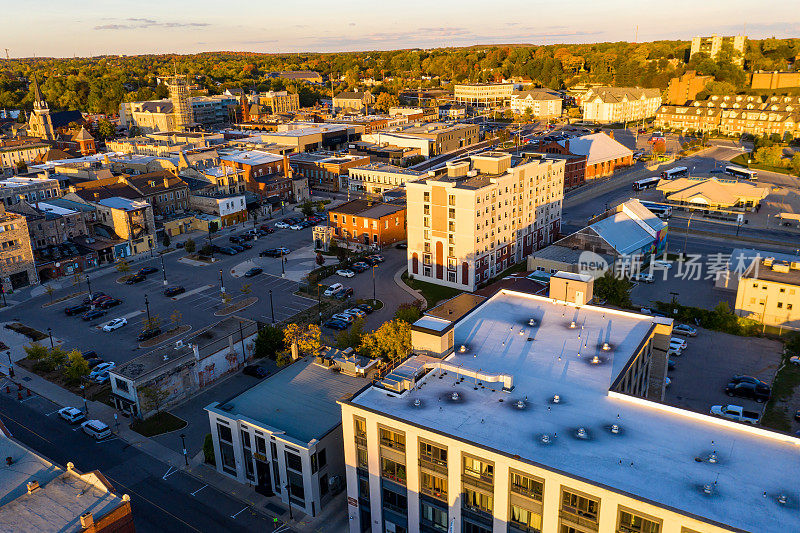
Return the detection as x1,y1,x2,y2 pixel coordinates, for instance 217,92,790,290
81,420,111,440
324,283,343,297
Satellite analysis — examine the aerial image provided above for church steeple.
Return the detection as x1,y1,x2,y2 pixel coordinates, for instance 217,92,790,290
28,71,54,141
31,73,48,112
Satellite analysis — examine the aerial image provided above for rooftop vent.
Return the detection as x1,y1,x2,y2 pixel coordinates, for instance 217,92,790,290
459,345,468,353
26,481,40,493
80,512,94,529
528,318,537,327
702,483,714,495
552,394,561,404
451,392,460,401
515,400,525,410
708,452,718,464
602,342,611,351
590,355,602,365
778,494,788,505
610,424,620,434
764,257,774,266
412,398,422,408
163,354,169,362
569,321,577,329
539,434,553,444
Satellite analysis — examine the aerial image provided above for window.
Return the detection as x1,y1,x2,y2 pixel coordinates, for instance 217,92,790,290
618,509,661,533
463,456,493,481
381,457,406,484
419,442,447,466
241,430,251,449
114,378,129,392
778,302,784,308
463,487,493,513
421,500,448,532
255,436,267,455
358,476,370,500
217,423,233,443
510,504,542,532
285,451,302,472
420,471,447,499
510,471,543,501
382,487,407,514
561,489,599,523
379,427,406,451
357,447,368,468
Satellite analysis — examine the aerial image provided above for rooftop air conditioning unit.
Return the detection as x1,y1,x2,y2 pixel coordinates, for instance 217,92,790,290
467,170,478,177
791,262,800,270
175,340,184,349
772,263,790,273
764,257,774,267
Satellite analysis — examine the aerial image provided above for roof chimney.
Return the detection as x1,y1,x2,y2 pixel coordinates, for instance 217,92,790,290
80,512,94,529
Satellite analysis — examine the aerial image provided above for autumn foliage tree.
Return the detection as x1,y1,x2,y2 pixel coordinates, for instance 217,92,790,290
283,323,322,359
359,319,412,363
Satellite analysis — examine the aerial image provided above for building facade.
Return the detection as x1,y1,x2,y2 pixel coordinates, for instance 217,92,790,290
751,71,800,90
406,152,564,291
666,71,713,105
453,84,514,108
334,92,376,114
690,34,746,65
347,163,426,196
510,90,562,118
290,152,371,193
734,257,800,328
326,200,407,249
581,87,662,124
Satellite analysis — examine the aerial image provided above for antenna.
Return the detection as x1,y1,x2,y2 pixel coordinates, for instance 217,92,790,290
634,25,638,44
4,49,8,61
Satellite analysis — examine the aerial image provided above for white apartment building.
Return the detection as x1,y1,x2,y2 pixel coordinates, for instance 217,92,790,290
348,163,427,196
339,286,800,533
581,88,662,124
510,90,563,119
454,84,514,108
406,152,564,291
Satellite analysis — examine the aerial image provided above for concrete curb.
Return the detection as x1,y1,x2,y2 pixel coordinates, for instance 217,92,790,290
393,267,427,311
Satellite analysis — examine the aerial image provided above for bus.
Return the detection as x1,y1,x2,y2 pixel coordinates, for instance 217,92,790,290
632,177,661,191
661,166,689,180
639,201,673,219
724,165,758,180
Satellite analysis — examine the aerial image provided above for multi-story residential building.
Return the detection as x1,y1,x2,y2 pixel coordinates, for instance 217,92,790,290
0,204,37,291
540,132,632,181
120,95,237,133
665,71,713,105
325,199,406,249
93,197,156,256
339,283,798,533
453,83,514,108
362,123,480,157
519,151,587,190
690,34,746,65
205,351,374,517
347,163,426,196
406,152,564,291
268,70,324,84
333,91,376,114
751,71,800,90
290,152,371,193
0,175,61,207
734,256,800,328
0,138,50,176
581,87,662,124
438,104,467,120
189,193,247,228
124,171,191,216
510,90,563,118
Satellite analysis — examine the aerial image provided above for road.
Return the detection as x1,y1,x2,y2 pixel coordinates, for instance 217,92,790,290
0,390,283,533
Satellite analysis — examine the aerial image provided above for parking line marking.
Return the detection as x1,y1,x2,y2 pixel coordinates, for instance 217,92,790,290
173,285,215,300
121,310,144,320
190,484,207,496
45,409,60,416
162,466,177,479
230,506,249,519
19,395,38,402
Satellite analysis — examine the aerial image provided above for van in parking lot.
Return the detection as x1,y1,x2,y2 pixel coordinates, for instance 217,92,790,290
81,420,111,440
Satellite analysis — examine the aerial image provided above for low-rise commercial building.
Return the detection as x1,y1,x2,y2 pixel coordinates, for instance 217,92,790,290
347,162,426,196
0,204,37,291
205,352,375,517
363,123,479,157
110,317,258,418
346,141,422,166
326,199,406,249
454,83,514,108
339,284,798,533
541,132,633,180
333,91,375,114
581,87,662,124
733,256,800,328
406,152,564,291
0,175,61,207
510,89,562,118
290,152,370,193
0,138,50,176
189,193,247,228
656,177,770,212
438,104,467,120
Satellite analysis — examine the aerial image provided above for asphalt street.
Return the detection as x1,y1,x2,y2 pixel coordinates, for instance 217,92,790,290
0,388,283,533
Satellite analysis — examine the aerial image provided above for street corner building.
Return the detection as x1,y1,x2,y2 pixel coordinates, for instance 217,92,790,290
0,423,134,533
338,279,800,533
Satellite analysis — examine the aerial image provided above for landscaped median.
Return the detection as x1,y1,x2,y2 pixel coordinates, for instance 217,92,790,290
400,271,462,308
139,324,192,348
214,296,258,316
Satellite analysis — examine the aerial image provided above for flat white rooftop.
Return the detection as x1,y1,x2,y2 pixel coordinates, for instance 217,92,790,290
349,290,800,532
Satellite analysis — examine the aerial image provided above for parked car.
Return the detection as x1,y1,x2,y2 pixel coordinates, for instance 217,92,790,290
334,287,354,300
138,266,158,275
345,308,367,318
323,319,349,330
653,260,673,270
324,283,344,297
164,285,186,297
351,263,368,273
65,303,90,316
336,269,355,278
220,247,238,256
93,371,110,384
102,318,128,332
85,357,104,369
81,420,112,440
275,221,290,229
229,235,241,244
230,244,245,253
395,243,407,249
332,313,354,323
81,309,107,321
244,267,263,277
82,292,106,304
89,362,115,378
290,224,304,230
92,295,112,306
673,324,697,337
260,247,290,257
670,337,688,349
99,298,122,309
369,254,385,263
631,273,654,283
710,404,760,424
731,375,770,389
126,273,146,284
789,355,800,365
58,407,85,424
239,242,253,250
243,365,269,378
356,303,374,313
137,327,162,341
668,358,676,371
725,381,770,402
259,224,274,233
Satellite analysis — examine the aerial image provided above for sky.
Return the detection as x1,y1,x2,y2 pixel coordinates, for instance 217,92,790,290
6,0,800,58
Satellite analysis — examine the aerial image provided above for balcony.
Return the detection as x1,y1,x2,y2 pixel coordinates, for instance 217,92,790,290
510,484,542,502
559,509,599,531
461,473,493,492
418,457,448,475
379,437,406,453
419,484,447,502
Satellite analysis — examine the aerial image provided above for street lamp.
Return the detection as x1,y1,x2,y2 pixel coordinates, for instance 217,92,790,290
80,384,88,415
144,294,151,325
219,269,225,294
269,289,275,324
160,255,167,286
180,433,188,466
6,350,13,378
47,327,54,349
86,275,93,299
372,264,376,305
284,484,294,520
317,283,323,325
280,253,286,277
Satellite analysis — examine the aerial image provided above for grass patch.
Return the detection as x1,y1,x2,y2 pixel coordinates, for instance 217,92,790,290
215,296,258,316
5,322,47,341
357,298,383,310
478,262,527,288
761,357,800,432
130,411,187,437
401,271,462,308
730,154,799,177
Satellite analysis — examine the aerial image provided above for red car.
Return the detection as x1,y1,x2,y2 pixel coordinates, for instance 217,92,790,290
259,224,275,233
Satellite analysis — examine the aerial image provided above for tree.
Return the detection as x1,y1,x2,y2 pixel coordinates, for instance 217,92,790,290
594,271,632,309
127,125,141,138
162,234,171,247
97,119,115,140
240,283,252,295
316,253,325,266
47,347,69,370
283,323,322,359
394,302,422,323
254,324,285,359
116,259,130,273
184,238,196,253
374,92,399,112
24,343,49,362
790,153,800,176
335,317,365,350
170,310,183,327
301,202,314,217
140,384,170,415
753,145,785,168
63,351,90,384
44,285,55,303
360,319,412,362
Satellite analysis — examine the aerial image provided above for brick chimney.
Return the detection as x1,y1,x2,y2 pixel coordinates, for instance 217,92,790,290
282,155,291,177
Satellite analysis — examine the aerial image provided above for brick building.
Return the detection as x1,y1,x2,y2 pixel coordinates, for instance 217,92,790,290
540,132,632,181
0,204,37,291
289,152,371,193
666,71,713,105
326,200,406,248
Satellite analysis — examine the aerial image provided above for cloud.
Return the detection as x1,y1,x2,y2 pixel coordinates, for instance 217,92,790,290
94,17,209,31
348,22,356,27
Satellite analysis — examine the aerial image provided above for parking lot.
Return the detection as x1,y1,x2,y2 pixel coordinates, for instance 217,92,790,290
664,327,783,421
630,268,735,311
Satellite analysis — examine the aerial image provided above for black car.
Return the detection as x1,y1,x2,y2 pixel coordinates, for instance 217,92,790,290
244,267,263,277
126,273,146,284
65,303,90,316
260,248,282,257
725,381,770,403
243,365,269,378
164,286,186,297
220,247,238,256
667,358,676,371
356,303,374,313
85,357,105,369
239,234,254,242
334,287,354,300
323,319,349,330
351,263,368,273
99,298,122,309
731,375,769,388
229,235,241,244
395,243,407,249
137,328,162,341
81,309,107,321
230,244,245,253
239,242,253,250
138,266,158,275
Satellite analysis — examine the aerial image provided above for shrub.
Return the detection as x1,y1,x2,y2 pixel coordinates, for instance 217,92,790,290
254,325,285,359
184,238,196,253
203,433,216,465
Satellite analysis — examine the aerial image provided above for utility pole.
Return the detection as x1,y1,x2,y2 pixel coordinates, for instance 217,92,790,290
144,295,151,326
160,255,167,285
269,289,275,324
